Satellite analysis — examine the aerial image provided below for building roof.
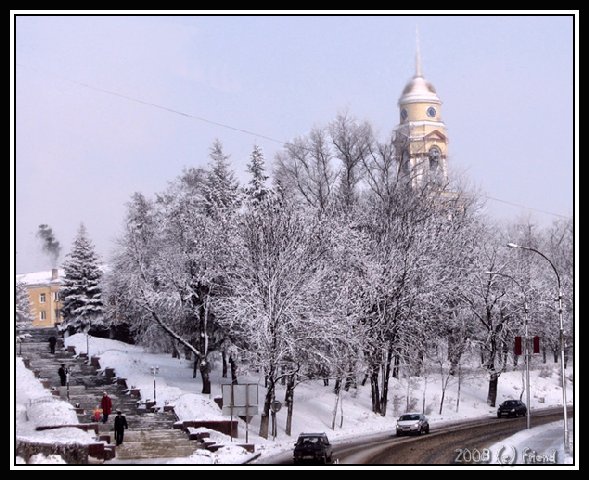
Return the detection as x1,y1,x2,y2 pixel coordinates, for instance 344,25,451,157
16,269,64,286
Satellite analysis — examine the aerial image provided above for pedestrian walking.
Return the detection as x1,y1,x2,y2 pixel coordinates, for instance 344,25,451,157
114,410,128,446
58,364,67,387
100,391,112,423
48,336,57,354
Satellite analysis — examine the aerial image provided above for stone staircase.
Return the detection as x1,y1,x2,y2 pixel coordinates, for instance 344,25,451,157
17,327,202,463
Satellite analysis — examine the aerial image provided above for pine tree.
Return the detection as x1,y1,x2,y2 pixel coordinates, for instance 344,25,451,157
16,281,33,327
204,139,240,214
61,224,103,332
245,144,269,202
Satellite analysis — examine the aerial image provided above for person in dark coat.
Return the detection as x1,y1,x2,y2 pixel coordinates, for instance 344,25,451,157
100,392,113,423
114,410,128,446
48,336,57,354
58,364,67,386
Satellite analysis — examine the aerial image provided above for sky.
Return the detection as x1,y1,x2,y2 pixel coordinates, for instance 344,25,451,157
13,14,576,274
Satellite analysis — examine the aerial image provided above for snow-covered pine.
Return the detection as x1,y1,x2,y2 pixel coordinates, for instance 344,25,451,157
204,139,240,216
60,224,103,332
244,144,269,203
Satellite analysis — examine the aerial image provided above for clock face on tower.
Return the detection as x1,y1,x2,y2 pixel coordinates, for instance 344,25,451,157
426,106,437,118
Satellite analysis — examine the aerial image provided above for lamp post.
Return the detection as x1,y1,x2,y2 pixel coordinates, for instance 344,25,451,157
507,243,569,452
150,366,159,403
486,271,531,429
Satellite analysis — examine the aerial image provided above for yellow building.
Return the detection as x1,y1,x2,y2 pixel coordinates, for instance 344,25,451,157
16,268,63,327
395,40,449,189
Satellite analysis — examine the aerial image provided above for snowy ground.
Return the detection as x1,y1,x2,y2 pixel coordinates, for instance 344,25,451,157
488,419,574,465
15,356,96,465
63,334,574,464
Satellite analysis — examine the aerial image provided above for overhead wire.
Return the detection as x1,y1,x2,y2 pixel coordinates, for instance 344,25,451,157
15,63,570,220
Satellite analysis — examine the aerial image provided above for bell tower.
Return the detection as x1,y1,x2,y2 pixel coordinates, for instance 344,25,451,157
396,34,448,189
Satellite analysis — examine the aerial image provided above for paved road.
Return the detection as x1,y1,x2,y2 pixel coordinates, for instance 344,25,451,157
270,407,573,465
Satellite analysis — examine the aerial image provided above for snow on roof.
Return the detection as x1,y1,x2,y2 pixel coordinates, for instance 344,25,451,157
16,269,64,286
16,265,108,286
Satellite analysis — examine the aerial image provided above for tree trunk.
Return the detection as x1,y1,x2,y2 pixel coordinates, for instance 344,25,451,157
361,372,369,386
370,363,381,414
380,347,394,417
199,356,211,394
334,377,341,395
259,379,274,439
487,372,499,407
392,354,400,378
553,349,558,363
229,356,238,384
193,359,198,379
542,347,547,364
222,351,228,378
455,364,461,412
284,375,295,436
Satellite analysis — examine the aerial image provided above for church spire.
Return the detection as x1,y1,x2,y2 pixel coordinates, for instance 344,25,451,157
415,26,423,78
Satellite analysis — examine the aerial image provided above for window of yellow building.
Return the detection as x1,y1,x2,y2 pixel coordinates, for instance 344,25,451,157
39,293,46,303
39,311,46,320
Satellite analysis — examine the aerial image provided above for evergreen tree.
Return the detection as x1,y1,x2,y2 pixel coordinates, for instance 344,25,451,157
16,281,33,327
204,139,240,214
61,224,103,332
245,144,269,202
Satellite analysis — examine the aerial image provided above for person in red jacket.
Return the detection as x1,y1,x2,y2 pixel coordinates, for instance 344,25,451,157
100,391,112,423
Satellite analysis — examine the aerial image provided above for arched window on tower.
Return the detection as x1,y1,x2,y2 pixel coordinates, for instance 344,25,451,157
428,146,442,183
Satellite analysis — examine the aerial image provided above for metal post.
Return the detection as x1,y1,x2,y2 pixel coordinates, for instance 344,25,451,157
523,301,531,430
506,243,570,453
557,288,569,452
245,384,250,444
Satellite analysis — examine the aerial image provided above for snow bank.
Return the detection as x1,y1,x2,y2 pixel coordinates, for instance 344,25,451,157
28,454,67,464
15,357,95,445
488,419,574,465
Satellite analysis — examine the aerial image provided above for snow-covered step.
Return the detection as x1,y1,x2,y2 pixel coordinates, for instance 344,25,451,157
114,429,199,460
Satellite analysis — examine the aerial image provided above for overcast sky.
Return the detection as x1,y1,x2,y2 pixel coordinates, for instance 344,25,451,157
14,14,575,273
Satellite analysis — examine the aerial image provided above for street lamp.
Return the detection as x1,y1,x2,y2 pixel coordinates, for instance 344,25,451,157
486,271,531,430
507,242,569,452
150,366,159,403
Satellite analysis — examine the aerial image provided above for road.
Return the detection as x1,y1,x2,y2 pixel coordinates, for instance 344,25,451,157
269,407,572,465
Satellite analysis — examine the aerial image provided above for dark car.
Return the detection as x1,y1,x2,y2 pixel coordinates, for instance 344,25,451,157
497,400,527,418
396,413,430,436
293,432,333,464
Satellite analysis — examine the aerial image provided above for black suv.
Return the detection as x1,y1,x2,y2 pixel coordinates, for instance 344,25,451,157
497,400,527,418
293,433,333,464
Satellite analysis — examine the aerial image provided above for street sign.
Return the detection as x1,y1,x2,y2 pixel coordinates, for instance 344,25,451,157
221,383,259,443
221,384,259,417
270,400,282,413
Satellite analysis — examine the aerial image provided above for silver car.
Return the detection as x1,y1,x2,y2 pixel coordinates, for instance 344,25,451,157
396,413,430,436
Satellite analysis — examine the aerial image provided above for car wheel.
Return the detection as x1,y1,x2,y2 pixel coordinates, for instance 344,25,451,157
425,426,430,434
497,413,501,418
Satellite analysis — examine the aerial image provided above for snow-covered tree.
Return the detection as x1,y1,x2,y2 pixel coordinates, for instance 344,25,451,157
245,144,269,202
16,281,33,328
204,140,240,215
218,195,330,438
60,224,103,332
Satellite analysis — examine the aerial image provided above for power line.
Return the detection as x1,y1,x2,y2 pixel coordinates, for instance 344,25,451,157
16,63,570,220
482,195,569,220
